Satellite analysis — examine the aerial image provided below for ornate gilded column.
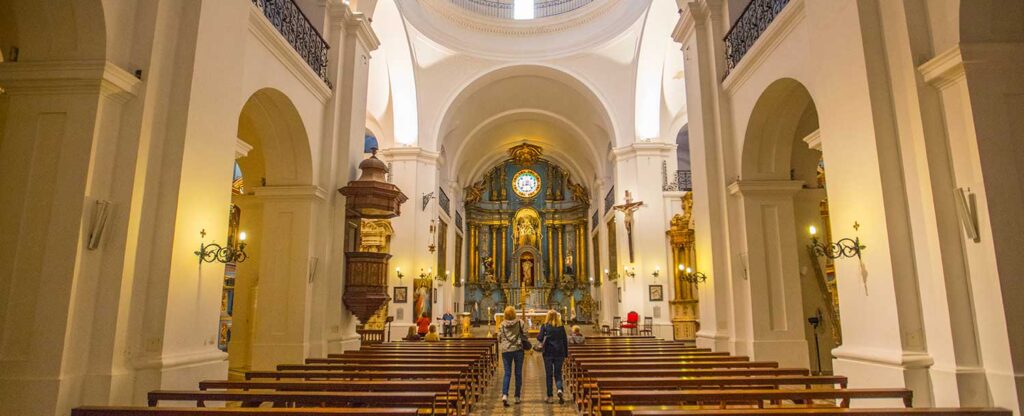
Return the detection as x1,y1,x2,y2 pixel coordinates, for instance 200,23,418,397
556,225,564,281
667,193,698,341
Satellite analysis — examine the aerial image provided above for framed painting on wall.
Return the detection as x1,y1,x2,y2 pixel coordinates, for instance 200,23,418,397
649,285,664,302
393,286,408,303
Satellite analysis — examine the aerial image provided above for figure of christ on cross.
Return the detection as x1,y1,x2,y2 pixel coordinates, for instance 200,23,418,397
613,190,644,262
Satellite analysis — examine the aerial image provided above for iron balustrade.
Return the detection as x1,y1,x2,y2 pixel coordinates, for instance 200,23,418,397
604,186,615,215
449,0,593,20
662,161,693,192
439,187,451,215
723,0,790,76
251,0,331,88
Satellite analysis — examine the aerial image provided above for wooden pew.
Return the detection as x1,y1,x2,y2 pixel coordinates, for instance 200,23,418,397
629,409,1012,416
72,407,426,415
147,390,457,415
599,388,915,415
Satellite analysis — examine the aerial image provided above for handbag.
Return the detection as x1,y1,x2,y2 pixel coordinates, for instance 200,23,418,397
519,322,532,351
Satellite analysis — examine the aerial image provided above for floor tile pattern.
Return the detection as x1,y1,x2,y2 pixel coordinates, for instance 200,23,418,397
473,349,578,415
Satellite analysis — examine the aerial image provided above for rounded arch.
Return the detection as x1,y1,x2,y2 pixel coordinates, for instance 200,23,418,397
435,64,616,192
741,78,819,180
433,63,618,150
236,88,313,186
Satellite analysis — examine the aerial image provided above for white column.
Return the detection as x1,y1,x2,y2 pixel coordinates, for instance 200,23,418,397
0,60,141,415
727,180,809,368
320,1,379,353
673,0,734,352
610,142,676,338
384,147,440,332
248,186,324,370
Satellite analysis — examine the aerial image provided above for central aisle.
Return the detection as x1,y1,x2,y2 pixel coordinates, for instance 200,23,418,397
475,350,579,415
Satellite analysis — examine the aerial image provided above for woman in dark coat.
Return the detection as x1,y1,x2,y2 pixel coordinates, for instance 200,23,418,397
536,309,569,404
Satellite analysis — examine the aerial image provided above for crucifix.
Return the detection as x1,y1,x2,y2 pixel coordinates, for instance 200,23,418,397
613,190,644,262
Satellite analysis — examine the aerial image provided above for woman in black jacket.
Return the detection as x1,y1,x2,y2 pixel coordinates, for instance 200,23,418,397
536,309,569,404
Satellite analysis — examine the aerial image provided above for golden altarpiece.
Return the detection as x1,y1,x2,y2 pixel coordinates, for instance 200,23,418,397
463,143,594,324
667,193,699,340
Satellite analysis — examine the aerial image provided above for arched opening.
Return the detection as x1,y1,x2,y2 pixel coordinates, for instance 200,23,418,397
432,65,612,326
736,78,838,371
226,88,316,374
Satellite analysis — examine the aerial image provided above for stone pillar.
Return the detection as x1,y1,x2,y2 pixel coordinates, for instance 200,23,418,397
248,186,324,369
321,1,379,353
672,0,733,352
0,59,141,415
728,180,809,369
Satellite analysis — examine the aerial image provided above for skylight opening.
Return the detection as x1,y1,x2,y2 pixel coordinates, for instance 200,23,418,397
513,0,535,20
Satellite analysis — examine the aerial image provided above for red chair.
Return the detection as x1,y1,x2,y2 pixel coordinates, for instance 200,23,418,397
621,311,639,335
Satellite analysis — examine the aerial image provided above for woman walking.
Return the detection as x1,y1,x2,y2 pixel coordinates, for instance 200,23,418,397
537,309,569,404
497,306,527,407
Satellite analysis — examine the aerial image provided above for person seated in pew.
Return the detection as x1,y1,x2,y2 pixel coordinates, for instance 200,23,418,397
403,326,422,341
424,324,441,342
569,325,585,345
416,312,432,337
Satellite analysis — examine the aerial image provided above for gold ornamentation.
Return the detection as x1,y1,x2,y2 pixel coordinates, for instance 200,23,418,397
512,169,541,199
508,142,543,165
512,208,541,248
567,175,589,205
464,179,486,204
359,219,393,253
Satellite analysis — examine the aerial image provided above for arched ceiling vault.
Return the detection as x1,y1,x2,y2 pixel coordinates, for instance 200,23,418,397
437,65,615,190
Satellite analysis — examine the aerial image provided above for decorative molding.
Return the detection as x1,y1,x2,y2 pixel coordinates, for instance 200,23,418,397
252,185,329,201
832,345,934,370
0,60,141,102
344,10,380,52
727,179,803,196
381,146,441,164
235,138,254,159
612,142,676,161
721,0,805,94
918,46,965,91
132,348,228,370
247,3,332,104
672,0,709,43
801,128,821,151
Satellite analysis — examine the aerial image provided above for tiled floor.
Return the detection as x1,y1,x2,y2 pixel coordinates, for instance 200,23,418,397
474,349,579,415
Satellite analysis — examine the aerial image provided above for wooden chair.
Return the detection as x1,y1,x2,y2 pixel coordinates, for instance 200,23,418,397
610,316,622,336
639,317,653,336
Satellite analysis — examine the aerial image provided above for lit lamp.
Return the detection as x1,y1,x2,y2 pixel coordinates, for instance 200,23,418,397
623,265,637,279
808,224,865,259
680,265,707,284
395,267,404,280
195,228,249,264
651,265,661,278
420,267,434,279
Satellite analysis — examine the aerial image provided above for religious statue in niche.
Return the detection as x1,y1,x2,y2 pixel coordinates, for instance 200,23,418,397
567,176,589,205
514,216,539,248
522,255,535,287
564,252,575,275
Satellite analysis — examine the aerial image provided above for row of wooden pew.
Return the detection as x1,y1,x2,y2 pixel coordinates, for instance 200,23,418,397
72,339,497,415
565,337,1010,416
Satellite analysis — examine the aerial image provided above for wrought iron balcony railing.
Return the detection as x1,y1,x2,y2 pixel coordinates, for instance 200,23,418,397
723,0,790,76
662,162,693,192
449,0,594,20
252,0,331,88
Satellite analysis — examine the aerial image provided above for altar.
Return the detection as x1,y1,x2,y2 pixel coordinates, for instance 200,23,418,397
494,310,561,334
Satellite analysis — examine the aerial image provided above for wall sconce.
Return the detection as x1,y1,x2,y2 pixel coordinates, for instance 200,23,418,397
679,265,707,284
396,267,404,280
808,224,865,260
419,267,434,280
588,275,595,286
623,265,637,279
195,228,248,264
436,270,449,285
428,219,437,253
651,266,661,279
